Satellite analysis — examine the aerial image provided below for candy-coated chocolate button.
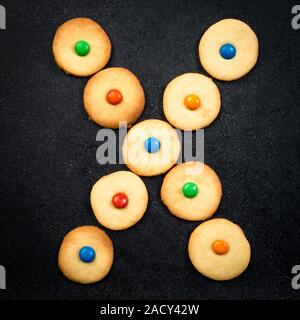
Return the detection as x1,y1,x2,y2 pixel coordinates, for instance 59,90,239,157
112,192,128,208
144,137,161,153
219,43,236,60
79,246,96,263
182,182,198,198
74,40,90,57
212,240,229,255
184,94,201,110
106,89,123,105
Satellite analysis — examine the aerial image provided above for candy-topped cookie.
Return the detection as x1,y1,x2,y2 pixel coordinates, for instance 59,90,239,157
122,119,181,176
161,162,222,221
90,171,148,230
58,226,114,284
53,17,111,77
199,19,259,81
163,73,221,130
188,219,251,281
84,67,145,128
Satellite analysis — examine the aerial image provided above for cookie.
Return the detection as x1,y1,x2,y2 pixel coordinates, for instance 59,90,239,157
58,226,114,284
199,19,259,81
161,162,222,221
163,73,221,130
122,119,181,176
90,171,148,230
188,218,251,281
53,17,111,77
84,67,145,128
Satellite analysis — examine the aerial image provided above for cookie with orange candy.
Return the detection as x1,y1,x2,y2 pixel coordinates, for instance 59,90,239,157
188,218,251,281
163,73,221,130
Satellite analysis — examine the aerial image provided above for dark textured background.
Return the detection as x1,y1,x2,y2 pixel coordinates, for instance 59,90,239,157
0,0,299,300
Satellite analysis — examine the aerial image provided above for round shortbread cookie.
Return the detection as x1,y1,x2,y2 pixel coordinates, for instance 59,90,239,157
188,219,251,281
199,19,259,81
58,226,114,284
84,67,145,128
90,171,148,230
163,73,221,130
53,17,111,77
161,162,222,221
122,119,181,176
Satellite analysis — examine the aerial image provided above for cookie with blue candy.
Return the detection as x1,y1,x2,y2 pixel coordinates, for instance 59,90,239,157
58,226,114,284
199,18,259,81
122,119,181,176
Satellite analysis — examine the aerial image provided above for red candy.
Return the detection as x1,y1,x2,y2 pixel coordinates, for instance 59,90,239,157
106,89,123,105
112,192,128,208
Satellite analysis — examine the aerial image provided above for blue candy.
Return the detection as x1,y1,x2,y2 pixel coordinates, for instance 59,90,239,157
219,43,236,60
144,137,161,153
79,246,96,263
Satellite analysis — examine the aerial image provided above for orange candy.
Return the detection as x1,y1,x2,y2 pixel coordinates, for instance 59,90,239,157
106,89,123,105
184,94,201,110
211,240,229,255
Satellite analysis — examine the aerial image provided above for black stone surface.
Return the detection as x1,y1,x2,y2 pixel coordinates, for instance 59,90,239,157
0,0,299,300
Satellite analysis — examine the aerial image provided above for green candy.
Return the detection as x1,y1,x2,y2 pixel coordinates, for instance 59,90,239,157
182,182,198,198
74,40,90,56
